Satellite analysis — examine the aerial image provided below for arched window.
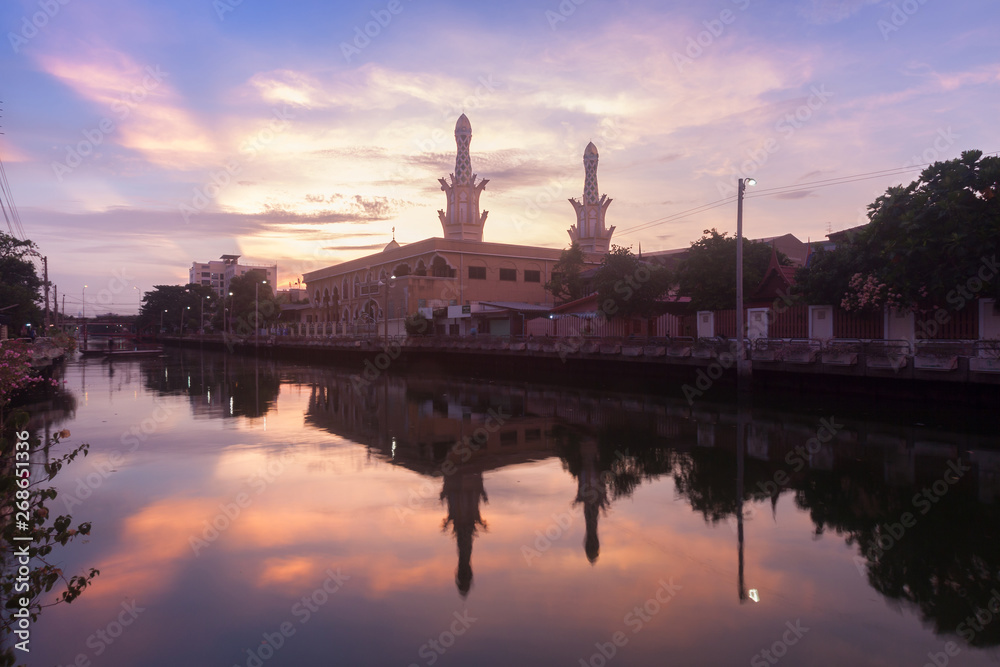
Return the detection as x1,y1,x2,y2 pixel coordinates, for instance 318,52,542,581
431,256,454,278
415,260,427,276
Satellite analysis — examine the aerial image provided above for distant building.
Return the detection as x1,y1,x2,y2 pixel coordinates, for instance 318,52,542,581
189,255,277,298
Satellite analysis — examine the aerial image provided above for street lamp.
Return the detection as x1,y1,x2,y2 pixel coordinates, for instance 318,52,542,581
180,305,190,336
736,177,756,391
201,294,211,333
255,279,267,351
160,308,167,333
378,275,396,342
82,284,88,349
227,291,234,336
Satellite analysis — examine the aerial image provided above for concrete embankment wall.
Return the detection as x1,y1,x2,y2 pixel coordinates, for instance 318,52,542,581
161,337,1000,410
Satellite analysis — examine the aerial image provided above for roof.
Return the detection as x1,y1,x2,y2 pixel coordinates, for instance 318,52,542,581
478,301,552,313
302,237,574,283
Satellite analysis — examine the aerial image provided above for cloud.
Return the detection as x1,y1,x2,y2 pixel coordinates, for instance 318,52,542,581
37,45,219,170
774,190,817,200
800,0,880,24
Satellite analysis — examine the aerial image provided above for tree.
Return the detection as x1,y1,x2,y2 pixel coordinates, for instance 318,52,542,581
404,312,430,336
793,245,860,307
593,245,671,320
796,151,1000,309
545,242,586,303
228,271,279,336
675,229,784,311
0,232,43,333
138,284,216,333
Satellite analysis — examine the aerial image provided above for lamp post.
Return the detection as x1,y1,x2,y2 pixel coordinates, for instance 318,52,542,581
180,306,190,336
255,279,267,351
227,291,233,336
377,275,396,343
201,294,211,334
160,309,167,333
82,284,88,349
736,177,756,391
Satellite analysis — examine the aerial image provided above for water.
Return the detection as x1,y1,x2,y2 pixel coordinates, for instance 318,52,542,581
15,350,1000,666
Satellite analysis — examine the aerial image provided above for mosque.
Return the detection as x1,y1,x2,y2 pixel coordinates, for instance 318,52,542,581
298,114,616,338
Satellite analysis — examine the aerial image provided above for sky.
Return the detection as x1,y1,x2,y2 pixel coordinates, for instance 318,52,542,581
1,0,998,315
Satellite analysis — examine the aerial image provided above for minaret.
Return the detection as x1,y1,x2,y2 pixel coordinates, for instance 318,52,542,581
568,142,615,253
438,114,489,241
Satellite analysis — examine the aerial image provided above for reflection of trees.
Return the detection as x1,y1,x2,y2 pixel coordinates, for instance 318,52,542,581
141,352,280,419
796,468,1000,647
554,423,674,563
293,359,1000,648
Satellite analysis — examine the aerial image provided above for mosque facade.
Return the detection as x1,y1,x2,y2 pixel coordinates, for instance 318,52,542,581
298,115,616,337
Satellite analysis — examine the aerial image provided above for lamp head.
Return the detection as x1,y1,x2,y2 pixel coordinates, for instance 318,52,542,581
746,178,757,187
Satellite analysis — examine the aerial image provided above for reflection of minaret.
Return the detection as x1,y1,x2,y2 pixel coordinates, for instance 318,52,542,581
441,471,488,597
438,114,489,241
575,440,609,564
568,142,615,253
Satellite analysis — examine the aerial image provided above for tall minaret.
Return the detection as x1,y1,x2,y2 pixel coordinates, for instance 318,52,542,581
568,142,615,253
438,114,489,241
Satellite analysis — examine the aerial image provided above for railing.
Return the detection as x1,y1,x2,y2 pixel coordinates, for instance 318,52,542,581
170,333,1000,376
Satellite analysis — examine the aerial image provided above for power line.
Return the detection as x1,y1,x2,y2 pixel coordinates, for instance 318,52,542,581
616,152,1000,236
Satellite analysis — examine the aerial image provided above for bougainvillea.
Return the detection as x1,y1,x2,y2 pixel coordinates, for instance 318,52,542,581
840,273,906,313
0,340,57,414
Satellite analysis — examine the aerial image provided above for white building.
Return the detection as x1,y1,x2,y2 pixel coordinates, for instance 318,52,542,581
189,254,277,297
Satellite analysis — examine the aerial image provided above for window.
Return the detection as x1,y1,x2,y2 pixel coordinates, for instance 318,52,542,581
524,270,541,283
469,266,487,280
449,299,458,306
418,299,427,308
500,431,518,447
499,268,517,282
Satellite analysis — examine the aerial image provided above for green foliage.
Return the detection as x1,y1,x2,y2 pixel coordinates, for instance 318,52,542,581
138,283,216,333
0,232,43,332
793,246,859,306
404,312,430,336
228,271,280,333
545,242,586,303
675,229,783,311
796,151,1000,308
1,418,98,666
593,245,671,320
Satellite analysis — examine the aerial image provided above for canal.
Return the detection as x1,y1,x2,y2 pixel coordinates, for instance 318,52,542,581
17,349,1000,666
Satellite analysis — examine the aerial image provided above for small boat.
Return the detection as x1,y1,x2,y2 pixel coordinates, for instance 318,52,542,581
105,346,164,357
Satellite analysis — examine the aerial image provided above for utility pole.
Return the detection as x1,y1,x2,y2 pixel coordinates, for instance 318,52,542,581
43,256,50,329
54,285,58,329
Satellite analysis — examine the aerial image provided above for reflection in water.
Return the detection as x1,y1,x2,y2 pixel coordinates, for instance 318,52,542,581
139,350,281,419
302,366,1000,648
441,471,487,597
26,351,1000,666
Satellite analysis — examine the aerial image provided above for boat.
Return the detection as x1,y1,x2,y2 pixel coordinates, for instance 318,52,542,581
105,344,164,357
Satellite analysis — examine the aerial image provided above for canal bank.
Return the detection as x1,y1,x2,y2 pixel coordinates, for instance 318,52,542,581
159,335,1000,410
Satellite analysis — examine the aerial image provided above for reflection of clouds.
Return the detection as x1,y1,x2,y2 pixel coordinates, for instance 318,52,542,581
87,498,207,602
